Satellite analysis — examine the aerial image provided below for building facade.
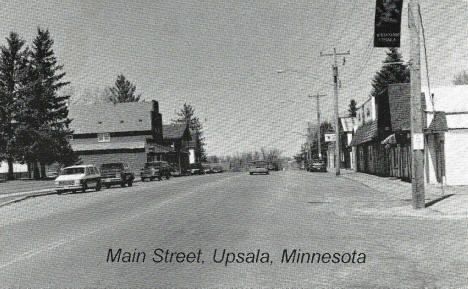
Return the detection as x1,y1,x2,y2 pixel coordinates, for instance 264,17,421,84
68,100,167,173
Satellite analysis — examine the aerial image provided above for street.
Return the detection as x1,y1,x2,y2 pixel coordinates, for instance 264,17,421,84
0,170,467,288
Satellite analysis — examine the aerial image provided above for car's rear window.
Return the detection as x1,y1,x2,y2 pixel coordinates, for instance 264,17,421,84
61,167,85,175
101,163,123,169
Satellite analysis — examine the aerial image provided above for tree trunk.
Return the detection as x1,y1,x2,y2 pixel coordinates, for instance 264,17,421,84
33,162,40,180
7,158,14,180
40,163,46,179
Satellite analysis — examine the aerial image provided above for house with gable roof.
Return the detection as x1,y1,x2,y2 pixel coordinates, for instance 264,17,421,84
68,100,173,173
161,123,191,172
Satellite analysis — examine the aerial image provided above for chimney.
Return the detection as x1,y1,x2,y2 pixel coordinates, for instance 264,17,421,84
151,100,163,144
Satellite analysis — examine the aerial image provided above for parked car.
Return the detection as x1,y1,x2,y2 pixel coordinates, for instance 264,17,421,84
249,161,269,175
140,161,172,181
212,166,224,173
100,162,135,188
54,165,101,193
45,167,60,179
189,163,205,175
202,163,214,174
308,160,327,172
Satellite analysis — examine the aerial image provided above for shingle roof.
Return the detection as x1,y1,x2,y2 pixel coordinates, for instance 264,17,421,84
162,124,188,140
350,120,378,146
72,141,146,151
69,102,153,134
388,83,411,131
388,83,427,131
426,111,448,132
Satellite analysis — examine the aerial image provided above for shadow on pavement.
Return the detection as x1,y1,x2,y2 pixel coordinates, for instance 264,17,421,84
425,194,455,208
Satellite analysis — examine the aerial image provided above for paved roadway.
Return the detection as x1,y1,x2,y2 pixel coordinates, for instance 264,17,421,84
0,170,467,288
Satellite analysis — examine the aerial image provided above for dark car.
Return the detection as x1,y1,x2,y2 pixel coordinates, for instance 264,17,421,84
308,160,327,172
189,163,205,175
212,166,223,173
100,162,135,188
140,161,172,181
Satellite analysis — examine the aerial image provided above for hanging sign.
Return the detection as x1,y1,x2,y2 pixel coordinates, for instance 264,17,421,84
374,0,404,47
325,134,336,142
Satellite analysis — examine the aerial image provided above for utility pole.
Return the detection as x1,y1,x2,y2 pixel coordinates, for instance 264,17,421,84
320,48,350,176
409,0,425,209
309,94,326,160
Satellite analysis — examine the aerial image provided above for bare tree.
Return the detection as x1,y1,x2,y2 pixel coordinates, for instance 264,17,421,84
453,70,468,85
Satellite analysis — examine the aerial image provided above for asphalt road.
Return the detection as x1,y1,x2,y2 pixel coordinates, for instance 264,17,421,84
0,170,467,288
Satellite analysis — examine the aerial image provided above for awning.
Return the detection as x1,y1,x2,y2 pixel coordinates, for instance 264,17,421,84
350,120,378,146
72,141,145,152
381,133,396,145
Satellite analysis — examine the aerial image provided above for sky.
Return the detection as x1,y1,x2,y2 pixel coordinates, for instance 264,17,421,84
1,0,467,157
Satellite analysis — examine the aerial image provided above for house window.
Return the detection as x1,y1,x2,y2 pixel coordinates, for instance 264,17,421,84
97,133,110,142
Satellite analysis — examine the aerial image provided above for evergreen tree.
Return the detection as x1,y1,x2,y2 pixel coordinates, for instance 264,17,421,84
173,103,207,162
19,28,74,177
348,99,357,117
0,32,29,180
370,48,409,99
108,74,141,103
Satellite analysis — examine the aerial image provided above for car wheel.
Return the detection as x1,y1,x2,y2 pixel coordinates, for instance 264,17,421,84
165,174,170,180
105,183,111,189
81,183,87,193
95,181,102,192
150,177,154,181
56,190,63,194
249,172,253,175
127,180,133,187
120,182,126,187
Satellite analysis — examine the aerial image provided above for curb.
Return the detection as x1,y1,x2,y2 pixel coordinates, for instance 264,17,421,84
0,178,146,208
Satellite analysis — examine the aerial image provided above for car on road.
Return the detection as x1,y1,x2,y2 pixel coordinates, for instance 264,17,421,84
100,162,135,188
202,163,214,174
307,160,327,172
249,161,269,175
189,163,205,175
54,165,101,193
212,166,224,173
140,161,172,181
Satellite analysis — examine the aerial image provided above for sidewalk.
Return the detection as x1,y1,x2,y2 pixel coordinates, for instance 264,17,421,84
0,177,143,208
340,169,468,218
0,179,56,195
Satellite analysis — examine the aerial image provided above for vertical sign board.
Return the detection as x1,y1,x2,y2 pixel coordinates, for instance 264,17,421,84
374,0,404,47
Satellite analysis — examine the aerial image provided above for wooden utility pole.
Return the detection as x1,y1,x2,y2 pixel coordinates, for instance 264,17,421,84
309,94,326,160
320,48,350,176
409,0,425,209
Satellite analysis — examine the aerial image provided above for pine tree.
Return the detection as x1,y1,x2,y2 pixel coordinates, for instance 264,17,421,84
19,28,74,177
173,103,207,162
370,48,409,99
108,74,141,103
0,32,29,180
